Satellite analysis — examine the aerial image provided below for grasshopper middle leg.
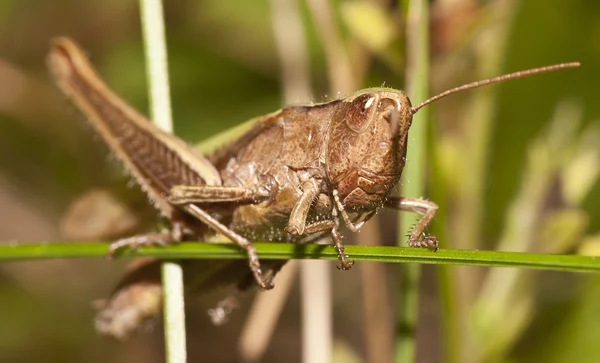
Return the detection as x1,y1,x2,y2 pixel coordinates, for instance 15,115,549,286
183,204,275,290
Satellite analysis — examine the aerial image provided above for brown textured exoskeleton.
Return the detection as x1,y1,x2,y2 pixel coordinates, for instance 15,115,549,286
47,37,579,336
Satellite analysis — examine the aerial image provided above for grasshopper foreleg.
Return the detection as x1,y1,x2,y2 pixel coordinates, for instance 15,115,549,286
384,197,439,250
332,189,371,232
285,180,355,269
291,219,355,269
330,207,354,270
285,179,321,235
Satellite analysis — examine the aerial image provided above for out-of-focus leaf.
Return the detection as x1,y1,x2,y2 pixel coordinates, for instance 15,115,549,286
341,1,397,53
578,235,600,256
539,210,588,253
514,276,600,363
562,122,600,205
340,1,403,72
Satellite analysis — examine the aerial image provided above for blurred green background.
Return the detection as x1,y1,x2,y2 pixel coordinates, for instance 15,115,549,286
0,0,599,362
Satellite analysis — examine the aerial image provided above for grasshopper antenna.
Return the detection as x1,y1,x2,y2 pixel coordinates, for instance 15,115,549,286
410,62,581,114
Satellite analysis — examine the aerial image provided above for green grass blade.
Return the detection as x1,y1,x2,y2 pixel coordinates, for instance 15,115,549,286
1,242,598,273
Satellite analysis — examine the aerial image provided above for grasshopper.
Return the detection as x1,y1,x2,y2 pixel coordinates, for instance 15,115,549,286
47,37,579,337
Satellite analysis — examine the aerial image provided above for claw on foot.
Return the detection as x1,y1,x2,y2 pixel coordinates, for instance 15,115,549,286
248,256,275,290
408,235,439,251
336,259,355,271
333,242,354,271
255,275,275,290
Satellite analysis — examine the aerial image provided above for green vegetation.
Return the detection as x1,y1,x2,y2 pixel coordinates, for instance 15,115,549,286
0,1,598,362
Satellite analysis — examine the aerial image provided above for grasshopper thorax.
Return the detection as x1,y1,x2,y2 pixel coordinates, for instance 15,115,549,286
325,88,413,210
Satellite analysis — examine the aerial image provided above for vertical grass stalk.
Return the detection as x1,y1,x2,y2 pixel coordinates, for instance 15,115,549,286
396,0,429,361
139,0,187,362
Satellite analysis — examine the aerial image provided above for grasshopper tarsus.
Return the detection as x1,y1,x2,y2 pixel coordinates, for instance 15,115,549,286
247,246,275,290
408,235,439,250
106,224,184,257
106,233,170,258
336,259,355,271
331,226,354,270
384,197,440,249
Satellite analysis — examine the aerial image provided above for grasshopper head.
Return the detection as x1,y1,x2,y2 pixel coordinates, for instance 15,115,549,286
323,63,582,211
326,88,413,210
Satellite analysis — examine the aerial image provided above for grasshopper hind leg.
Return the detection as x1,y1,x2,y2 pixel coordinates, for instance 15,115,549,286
106,221,186,257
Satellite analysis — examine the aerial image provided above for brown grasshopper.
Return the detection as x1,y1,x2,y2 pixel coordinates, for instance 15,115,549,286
47,37,579,337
